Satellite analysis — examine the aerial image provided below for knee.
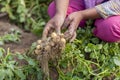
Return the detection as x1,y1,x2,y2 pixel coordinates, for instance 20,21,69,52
47,1,56,18
94,17,120,42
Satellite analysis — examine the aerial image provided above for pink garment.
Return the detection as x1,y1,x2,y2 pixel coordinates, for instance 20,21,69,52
94,16,120,42
47,0,120,42
48,0,85,27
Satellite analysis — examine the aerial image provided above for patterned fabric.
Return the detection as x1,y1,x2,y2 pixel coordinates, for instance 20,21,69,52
84,0,120,18
95,0,120,18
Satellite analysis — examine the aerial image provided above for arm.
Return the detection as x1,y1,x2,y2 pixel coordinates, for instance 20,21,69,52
80,0,120,20
63,8,100,41
42,0,69,39
80,8,101,19
55,0,69,18
63,0,120,41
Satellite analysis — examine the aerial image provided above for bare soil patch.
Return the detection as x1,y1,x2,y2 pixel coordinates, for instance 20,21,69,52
0,19,39,53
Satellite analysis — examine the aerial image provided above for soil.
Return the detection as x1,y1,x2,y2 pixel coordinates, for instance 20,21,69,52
0,17,39,53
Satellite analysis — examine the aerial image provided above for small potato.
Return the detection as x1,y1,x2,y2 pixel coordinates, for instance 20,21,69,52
36,45,41,49
50,42,55,46
45,45,51,51
60,33,64,38
34,50,40,54
61,38,66,44
37,40,42,44
52,36,60,42
51,32,57,39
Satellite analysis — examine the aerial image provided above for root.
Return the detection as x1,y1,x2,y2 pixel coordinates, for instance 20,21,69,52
34,32,66,80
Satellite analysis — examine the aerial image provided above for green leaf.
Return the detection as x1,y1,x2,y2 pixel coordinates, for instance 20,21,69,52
100,54,105,61
0,48,5,58
90,52,96,59
95,44,103,50
74,50,81,54
6,69,14,80
7,55,13,61
17,53,25,60
72,76,82,80
84,46,91,52
85,43,96,52
0,69,6,80
91,38,99,44
27,58,36,66
0,40,4,45
37,70,42,80
114,57,120,66
14,69,26,80
6,63,15,70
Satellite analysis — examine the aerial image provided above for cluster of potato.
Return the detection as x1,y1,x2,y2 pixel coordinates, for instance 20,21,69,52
34,32,66,79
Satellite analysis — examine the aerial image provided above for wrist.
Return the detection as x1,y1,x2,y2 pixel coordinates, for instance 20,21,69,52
55,12,66,19
79,11,86,20
77,11,84,20
79,8,101,20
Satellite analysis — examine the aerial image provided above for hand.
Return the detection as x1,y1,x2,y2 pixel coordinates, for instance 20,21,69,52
63,11,83,42
42,14,65,39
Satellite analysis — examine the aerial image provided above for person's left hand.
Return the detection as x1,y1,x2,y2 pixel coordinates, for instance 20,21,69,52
62,11,83,42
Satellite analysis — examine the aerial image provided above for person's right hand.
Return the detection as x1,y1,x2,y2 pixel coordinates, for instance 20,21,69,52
42,14,65,39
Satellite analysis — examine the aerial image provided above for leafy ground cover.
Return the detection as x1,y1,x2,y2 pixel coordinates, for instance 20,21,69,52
0,0,120,80
0,47,42,80
57,21,120,80
0,0,51,35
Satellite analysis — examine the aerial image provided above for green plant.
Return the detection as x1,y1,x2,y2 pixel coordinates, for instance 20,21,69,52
0,29,21,45
1,0,120,80
0,47,42,80
0,0,51,36
56,21,120,80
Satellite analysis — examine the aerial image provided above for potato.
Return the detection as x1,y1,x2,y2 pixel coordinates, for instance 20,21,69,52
51,32,57,39
50,41,55,46
34,32,66,80
37,40,42,44
34,50,40,54
36,45,41,49
61,38,66,44
45,45,51,51
60,33,64,37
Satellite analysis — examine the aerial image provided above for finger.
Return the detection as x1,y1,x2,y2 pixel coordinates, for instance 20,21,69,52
55,26,61,35
64,21,76,40
61,24,68,30
70,32,77,42
49,28,54,33
48,28,54,36
62,16,72,30
68,21,76,36
42,24,52,39
64,30,71,40
52,21,61,35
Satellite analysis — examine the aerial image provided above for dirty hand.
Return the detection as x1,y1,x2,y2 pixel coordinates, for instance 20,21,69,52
42,14,65,39
63,11,83,42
